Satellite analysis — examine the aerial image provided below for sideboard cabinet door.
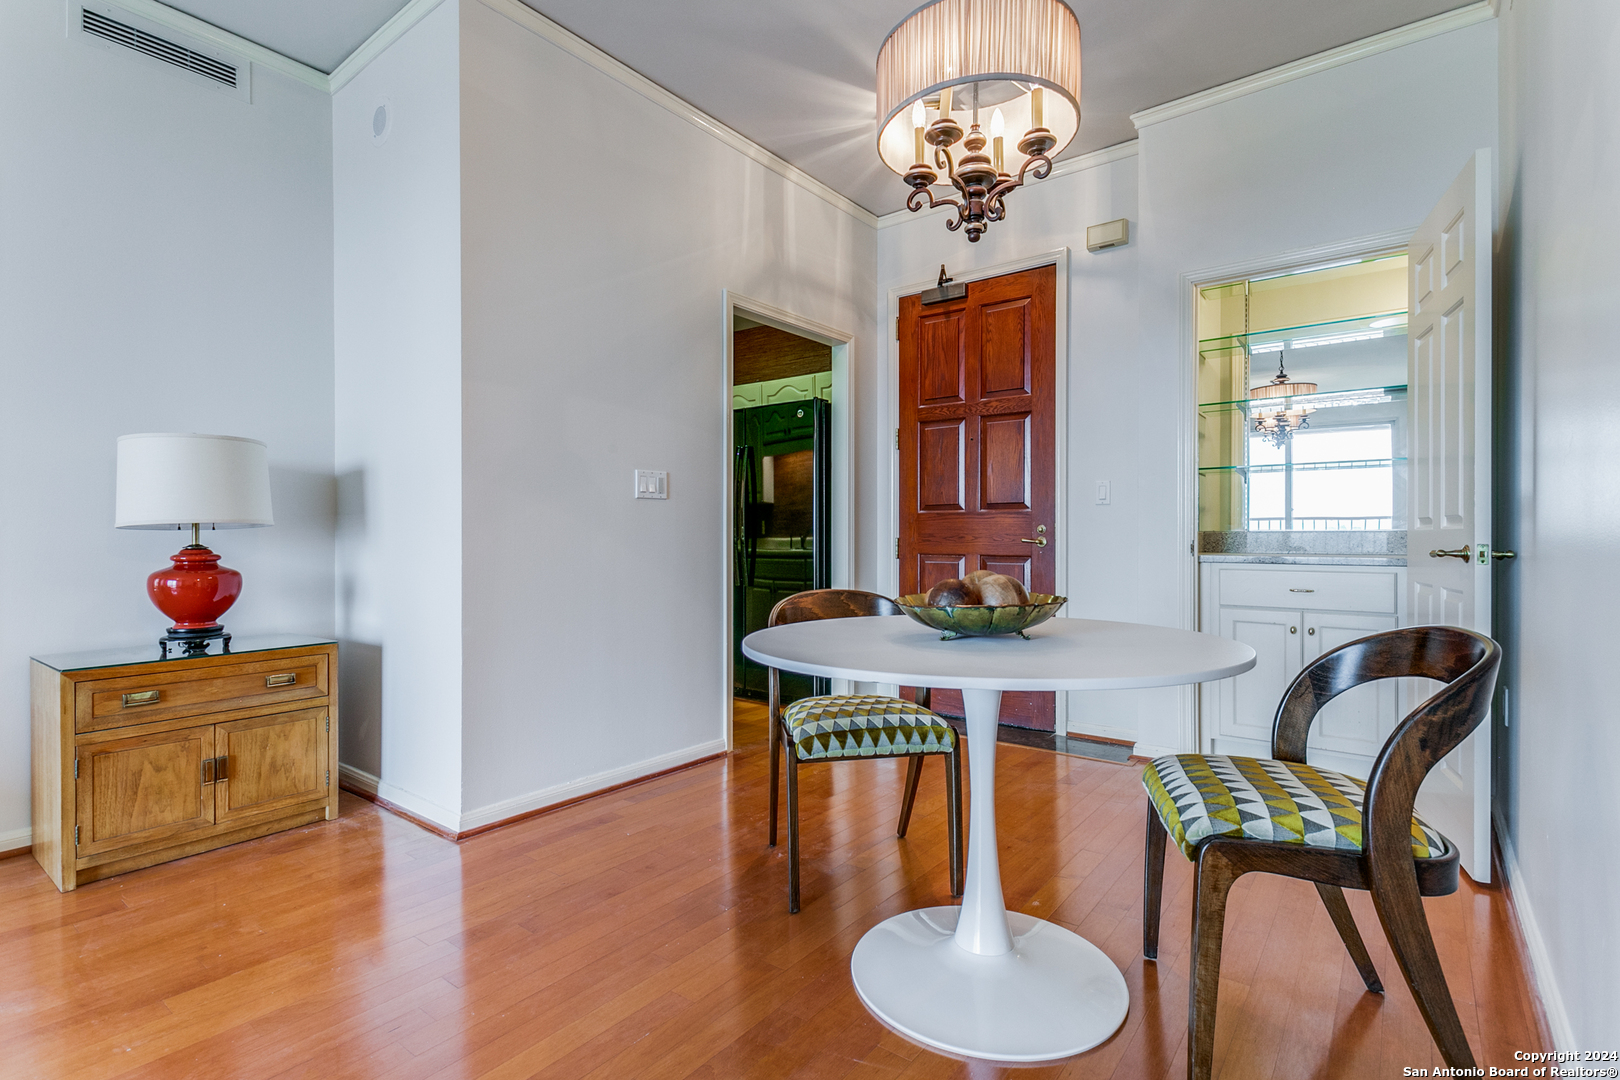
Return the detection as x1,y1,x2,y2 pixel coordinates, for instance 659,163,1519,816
75,725,216,858
215,707,329,826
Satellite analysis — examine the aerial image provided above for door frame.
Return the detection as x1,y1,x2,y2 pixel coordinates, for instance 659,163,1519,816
1180,227,1415,753
720,291,854,752
886,249,1070,730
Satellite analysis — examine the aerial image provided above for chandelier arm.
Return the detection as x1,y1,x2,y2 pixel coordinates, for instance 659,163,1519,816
905,185,968,232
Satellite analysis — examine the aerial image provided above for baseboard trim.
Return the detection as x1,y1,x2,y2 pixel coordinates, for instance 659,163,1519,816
0,827,32,861
340,741,728,841
457,740,728,834
336,765,461,838
1494,812,1575,1050
456,748,726,840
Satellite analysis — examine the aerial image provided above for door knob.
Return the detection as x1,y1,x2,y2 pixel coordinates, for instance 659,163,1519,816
1428,546,1471,561
1492,549,1517,561
1019,536,1047,547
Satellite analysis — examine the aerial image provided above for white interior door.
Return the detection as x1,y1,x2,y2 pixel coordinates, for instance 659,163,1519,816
1405,148,1493,883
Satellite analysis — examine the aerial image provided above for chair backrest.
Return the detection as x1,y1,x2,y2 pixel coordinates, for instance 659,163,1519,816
768,589,898,627
1271,626,1500,861
764,590,924,715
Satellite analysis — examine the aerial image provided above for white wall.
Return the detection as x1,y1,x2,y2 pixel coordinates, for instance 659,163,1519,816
455,0,877,826
876,19,1499,753
1494,0,1620,1048
0,2,335,846
332,0,464,826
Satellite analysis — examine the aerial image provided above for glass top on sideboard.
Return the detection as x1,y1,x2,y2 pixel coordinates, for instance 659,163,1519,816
33,634,337,672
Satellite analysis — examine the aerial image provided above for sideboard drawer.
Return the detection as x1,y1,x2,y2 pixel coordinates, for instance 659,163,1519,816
1216,568,1398,614
76,653,328,733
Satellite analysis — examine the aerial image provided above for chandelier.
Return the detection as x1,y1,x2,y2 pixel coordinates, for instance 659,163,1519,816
876,0,1082,242
1249,353,1318,449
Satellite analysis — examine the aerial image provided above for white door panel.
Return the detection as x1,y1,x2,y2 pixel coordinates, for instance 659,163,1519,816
1406,148,1493,883
1217,608,1303,744
1304,613,1399,762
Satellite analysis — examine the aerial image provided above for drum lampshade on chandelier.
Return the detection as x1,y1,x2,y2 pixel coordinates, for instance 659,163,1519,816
877,0,1082,241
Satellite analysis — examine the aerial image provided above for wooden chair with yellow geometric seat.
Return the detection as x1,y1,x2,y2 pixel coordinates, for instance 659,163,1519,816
766,589,963,914
1140,626,1500,1080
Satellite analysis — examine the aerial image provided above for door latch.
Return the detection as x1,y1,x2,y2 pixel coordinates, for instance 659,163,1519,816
1428,546,1471,561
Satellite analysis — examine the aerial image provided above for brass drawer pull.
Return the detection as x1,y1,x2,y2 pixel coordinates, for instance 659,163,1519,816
265,673,297,687
122,690,160,707
214,755,228,782
202,757,216,785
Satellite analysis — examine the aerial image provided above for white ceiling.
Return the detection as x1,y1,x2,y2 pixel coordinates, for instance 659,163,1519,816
163,0,1476,214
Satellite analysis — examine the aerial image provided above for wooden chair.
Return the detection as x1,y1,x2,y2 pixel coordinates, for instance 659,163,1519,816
1141,626,1501,1080
766,589,963,913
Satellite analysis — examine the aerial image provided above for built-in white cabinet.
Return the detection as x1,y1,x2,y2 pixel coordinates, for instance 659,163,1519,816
1200,560,1405,778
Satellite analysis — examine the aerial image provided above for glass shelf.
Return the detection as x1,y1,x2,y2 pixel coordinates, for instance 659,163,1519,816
1198,384,1407,412
1198,312,1407,357
1199,457,1406,475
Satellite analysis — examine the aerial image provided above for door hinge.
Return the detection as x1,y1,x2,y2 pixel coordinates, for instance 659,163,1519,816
75,825,80,847
74,759,79,780
326,769,330,787
895,537,900,559
894,316,900,341
895,427,900,449
326,716,330,734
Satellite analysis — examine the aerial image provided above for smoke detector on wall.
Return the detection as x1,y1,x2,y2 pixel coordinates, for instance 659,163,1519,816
69,1,252,103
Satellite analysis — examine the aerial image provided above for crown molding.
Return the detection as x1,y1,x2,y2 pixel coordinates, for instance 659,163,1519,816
328,0,448,93
874,139,1138,230
1130,0,1497,130
476,0,876,226
98,0,329,91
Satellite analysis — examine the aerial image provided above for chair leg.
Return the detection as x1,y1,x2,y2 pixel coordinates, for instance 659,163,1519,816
785,741,802,914
945,746,963,897
1369,858,1475,1068
1315,882,1383,992
896,756,923,837
1143,801,1167,960
768,723,781,848
1188,845,1241,1080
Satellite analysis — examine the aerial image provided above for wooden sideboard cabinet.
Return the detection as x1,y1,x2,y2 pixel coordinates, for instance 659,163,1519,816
31,635,338,892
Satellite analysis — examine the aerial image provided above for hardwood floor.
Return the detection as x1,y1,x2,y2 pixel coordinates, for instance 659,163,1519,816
0,699,1543,1079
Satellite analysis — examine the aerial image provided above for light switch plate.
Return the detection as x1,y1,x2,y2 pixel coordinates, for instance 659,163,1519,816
1095,480,1111,505
634,469,668,500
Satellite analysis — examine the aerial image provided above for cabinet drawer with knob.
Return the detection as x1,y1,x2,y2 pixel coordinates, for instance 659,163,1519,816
1213,567,1398,614
75,654,328,734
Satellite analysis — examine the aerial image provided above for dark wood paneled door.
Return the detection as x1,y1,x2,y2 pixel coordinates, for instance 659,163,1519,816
899,264,1057,729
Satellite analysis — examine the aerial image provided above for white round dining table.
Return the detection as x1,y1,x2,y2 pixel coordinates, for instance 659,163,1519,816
742,614,1256,1063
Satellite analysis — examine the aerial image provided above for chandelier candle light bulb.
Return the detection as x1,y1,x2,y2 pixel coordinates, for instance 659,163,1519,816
913,99,927,163
991,108,1005,173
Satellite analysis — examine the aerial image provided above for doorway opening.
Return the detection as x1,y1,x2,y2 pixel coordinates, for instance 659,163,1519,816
722,296,853,753
732,316,832,710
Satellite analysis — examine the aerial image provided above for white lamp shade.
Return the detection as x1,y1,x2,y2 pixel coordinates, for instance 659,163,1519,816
115,433,274,530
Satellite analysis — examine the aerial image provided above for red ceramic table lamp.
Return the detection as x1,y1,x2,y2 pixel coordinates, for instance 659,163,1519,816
115,433,274,657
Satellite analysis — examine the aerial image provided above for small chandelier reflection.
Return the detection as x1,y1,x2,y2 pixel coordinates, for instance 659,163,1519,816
1249,353,1318,449
876,0,1082,242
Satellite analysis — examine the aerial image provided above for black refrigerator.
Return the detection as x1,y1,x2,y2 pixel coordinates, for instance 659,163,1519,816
733,397,831,702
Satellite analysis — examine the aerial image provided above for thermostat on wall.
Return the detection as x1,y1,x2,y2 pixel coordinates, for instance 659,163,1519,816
634,470,668,499
1086,218,1130,252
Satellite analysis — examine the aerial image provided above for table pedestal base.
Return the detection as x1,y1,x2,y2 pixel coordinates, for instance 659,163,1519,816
850,906,1129,1062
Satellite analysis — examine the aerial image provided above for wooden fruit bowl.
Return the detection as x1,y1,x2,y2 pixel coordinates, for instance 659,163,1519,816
894,594,1067,640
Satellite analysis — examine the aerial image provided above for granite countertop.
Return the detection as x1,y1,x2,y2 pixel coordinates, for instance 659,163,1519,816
1199,554,1407,567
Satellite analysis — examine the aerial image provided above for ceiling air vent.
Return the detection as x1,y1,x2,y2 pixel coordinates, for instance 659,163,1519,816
72,2,251,102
